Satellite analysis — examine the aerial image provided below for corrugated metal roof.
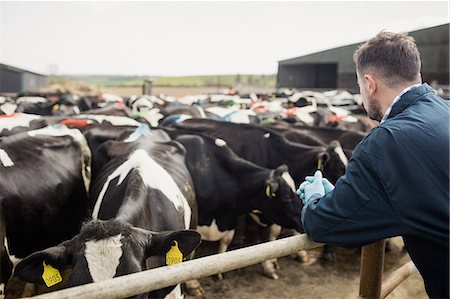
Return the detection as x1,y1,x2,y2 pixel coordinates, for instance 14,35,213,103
0,63,48,77
279,23,449,65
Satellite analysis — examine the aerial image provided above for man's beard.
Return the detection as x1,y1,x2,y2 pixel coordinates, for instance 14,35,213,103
368,99,383,122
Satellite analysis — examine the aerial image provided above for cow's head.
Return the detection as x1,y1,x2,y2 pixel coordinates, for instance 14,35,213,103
256,165,303,232
15,220,200,297
319,140,348,184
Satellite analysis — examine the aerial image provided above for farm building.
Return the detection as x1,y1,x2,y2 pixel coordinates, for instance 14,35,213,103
0,63,48,93
277,23,449,92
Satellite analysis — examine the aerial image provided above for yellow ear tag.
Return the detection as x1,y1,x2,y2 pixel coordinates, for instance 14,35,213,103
317,159,323,171
166,240,183,265
265,185,271,198
53,104,60,111
42,261,62,287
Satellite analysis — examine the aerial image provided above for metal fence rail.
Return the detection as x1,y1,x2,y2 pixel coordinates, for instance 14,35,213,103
24,235,418,299
380,261,418,299
25,234,322,299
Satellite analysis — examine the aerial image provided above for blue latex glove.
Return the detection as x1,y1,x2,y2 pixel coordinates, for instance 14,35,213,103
296,171,335,205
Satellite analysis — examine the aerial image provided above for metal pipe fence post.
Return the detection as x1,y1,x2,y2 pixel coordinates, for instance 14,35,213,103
359,239,386,299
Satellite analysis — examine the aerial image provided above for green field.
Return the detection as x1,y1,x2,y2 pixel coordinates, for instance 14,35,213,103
51,74,276,88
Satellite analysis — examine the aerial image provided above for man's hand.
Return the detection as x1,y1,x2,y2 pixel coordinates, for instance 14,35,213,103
296,170,335,205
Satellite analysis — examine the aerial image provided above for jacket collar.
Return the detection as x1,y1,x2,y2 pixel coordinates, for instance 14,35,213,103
386,83,435,120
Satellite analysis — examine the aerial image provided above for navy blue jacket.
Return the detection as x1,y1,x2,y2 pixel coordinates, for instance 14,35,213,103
302,84,449,298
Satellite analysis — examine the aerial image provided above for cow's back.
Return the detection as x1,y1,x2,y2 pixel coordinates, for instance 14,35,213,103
0,132,89,258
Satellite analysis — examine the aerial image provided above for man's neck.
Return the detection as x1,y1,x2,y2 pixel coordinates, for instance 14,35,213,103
379,81,422,123
380,80,422,115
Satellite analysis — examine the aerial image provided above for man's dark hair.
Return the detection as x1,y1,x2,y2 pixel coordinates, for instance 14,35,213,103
353,31,421,88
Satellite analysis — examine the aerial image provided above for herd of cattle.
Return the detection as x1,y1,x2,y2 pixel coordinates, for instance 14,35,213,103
0,89,376,298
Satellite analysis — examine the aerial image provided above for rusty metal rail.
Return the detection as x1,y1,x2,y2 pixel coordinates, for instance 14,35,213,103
359,239,419,299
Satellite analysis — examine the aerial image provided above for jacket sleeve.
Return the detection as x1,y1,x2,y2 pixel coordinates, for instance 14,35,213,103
301,146,405,248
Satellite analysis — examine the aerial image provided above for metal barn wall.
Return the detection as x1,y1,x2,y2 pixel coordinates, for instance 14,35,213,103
22,72,49,92
0,66,22,93
0,64,48,93
277,23,450,91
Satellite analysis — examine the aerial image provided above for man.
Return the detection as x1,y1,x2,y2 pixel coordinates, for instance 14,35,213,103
297,31,449,298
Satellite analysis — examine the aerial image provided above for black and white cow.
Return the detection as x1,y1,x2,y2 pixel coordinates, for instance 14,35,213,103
164,128,302,285
171,119,348,184
15,127,201,299
15,96,54,116
79,123,171,181
0,113,50,136
0,97,16,115
267,123,366,156
159,104,222,127
170,119,348,264
0,125,91,296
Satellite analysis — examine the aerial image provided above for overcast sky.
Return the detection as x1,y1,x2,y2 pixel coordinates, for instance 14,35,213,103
1,1,448,76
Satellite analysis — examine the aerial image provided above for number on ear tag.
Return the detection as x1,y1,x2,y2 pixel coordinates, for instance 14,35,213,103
166,240,183,265
42,261,62,287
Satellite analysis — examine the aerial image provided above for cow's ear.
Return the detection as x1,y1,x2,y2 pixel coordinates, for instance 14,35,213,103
317,151,330,170
146,230,201,260
274,164,289,176
15,244,71,284
265,169,280,198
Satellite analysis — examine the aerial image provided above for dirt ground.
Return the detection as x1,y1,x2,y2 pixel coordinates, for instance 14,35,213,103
185,236,427,299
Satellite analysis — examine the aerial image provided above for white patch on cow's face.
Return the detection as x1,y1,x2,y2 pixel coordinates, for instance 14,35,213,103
28,125,92,192
215,138,226,147
84,234,123,282
0,113,41,131
334,144,348,167
163,284,183,299
197,219,229,242
281,171,296,193
75,114,140,126
93,149,192,229
263,132,270,138
0,148,14,167
4,237,22,272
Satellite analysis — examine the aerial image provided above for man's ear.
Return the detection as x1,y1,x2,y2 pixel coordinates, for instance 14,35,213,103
14,244,72,284
146,230,201,260
364,74,378,96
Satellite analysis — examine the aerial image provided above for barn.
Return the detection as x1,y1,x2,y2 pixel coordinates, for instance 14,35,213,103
0,63,49,94
277,23,449,92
